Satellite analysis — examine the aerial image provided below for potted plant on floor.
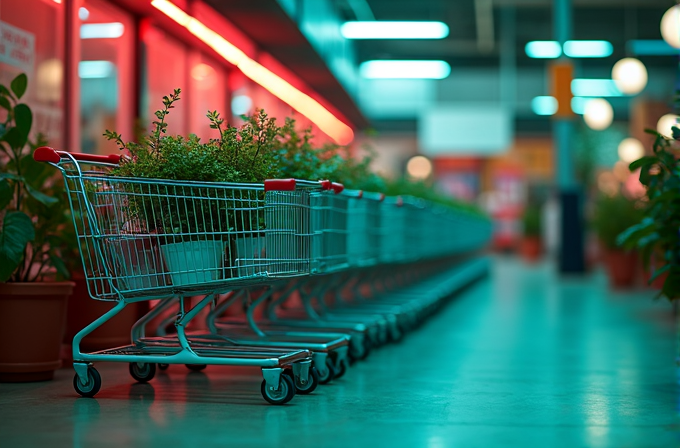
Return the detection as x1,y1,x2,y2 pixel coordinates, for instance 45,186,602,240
520,203,542,262
0,73,76,382
618,128,680,299
592,193,643,288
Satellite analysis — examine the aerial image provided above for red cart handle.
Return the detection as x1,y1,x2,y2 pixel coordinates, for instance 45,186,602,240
319,180,332,190
264,178,296,192
33,146,122,165
331,182,344,194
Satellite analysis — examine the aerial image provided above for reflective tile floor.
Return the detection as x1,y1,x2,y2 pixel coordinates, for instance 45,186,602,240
2,258,680,448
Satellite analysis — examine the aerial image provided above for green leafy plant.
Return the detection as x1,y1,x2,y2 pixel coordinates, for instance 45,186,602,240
105,91,280,236
0,73,75,282
522,204,542,238
617,128,680,299
592,193,643,250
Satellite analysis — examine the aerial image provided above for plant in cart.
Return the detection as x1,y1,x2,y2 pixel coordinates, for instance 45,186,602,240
0,73,77,382
105,90,279,286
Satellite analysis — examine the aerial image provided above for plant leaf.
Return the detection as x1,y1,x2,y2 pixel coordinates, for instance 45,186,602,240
0,84,13,99
10,73,27,100
0,179,11,209
25,183,58,206
629,156,657,171
0,95,11,112
649,264,671,283
0,211,35,281
12,103,32,148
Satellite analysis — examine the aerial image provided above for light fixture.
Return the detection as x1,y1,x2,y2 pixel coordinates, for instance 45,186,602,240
525,41,561,58
571,79,623,97
611,58,647,95
583,98,613,131
341,21,449,39
80,23,124,39
531,96,558,116
618,138,645,163
359,60,451,79
656,114,679,138
597,171,619,197
231,95,253,116
661,5,680,49
628,40,679,56
571,97,590,115
613,160,632,183
151,0,354,145
79,7,89,20
406,155,433,179
78,60,115,78
563,40,613,58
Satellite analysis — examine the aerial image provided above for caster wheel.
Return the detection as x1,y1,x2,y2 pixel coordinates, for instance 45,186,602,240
129,362,156,383
185,364,207,371
333,359,348,380
318,358,336,385
261,373,296,405
286,367,319,395
158,364,169,371
73,367,101,398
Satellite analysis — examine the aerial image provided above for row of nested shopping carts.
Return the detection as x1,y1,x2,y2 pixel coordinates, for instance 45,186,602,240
35,146,492,405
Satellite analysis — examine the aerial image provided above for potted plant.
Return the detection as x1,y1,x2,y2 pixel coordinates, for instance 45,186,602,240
105,90,278,286
0,73,76,381
592,193,643,288
618,127,680,298
520,203,542,262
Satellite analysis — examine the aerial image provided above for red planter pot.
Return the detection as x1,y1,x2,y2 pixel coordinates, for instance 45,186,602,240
603,249,638,289
520,237,542,263
0,282,73,382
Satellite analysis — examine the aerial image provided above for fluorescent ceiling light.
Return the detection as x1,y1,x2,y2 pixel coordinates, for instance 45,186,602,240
571,79,623,97
563,40,613,58
78,60,115,78
628,40,679,56
360,60,451,79
341,21,449,39
80,22,124,39
531,96,558,116
571,97,590,114
525,41,561,58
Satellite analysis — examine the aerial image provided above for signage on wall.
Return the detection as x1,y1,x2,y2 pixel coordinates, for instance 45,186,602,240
0,21,35,73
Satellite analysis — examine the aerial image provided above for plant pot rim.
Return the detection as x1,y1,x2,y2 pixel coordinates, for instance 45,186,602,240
0,281,75,296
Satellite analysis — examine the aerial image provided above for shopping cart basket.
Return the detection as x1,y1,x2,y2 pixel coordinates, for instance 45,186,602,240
34,147,323,405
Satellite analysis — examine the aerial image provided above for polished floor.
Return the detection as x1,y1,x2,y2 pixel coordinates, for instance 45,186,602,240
1,258,679,448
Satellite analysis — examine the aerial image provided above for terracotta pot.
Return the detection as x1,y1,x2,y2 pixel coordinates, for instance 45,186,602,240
64,274,141,353
0,282,73,382
520,236,542,263
604,249,638,288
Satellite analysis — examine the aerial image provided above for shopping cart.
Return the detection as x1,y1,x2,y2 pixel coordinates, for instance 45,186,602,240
34,146,323,405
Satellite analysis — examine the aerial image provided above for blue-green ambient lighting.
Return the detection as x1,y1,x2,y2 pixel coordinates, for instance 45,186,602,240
525,41,561,58
531,96,558,115
563,40,613,58
571,79,623,97
628,40,680,56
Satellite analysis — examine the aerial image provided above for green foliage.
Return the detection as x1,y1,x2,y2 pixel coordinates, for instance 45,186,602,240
522,204,542,237
0,73,75,282
617,126,680,300
591,194,643,249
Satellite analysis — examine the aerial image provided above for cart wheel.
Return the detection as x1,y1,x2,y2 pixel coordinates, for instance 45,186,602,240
318,358,336,385
185,364,207,372
158,363,169,371
333,359,348,380
261,373,296,405
73,367,101,398
286,367,319,395
129,362,156,383
349,344,366,362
